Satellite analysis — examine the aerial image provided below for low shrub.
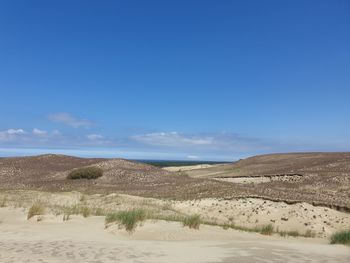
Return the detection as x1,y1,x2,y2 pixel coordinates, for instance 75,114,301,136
67,167,103,180
105,209,146,233
27,203,45,219
330,230,350,245
182,214,201,229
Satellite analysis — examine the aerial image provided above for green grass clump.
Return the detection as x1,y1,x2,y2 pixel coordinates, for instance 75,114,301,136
67,167,103,180
330,230,350,245
105,209,146,233
182,214,201,229
27,203,45,219
260,224,274,235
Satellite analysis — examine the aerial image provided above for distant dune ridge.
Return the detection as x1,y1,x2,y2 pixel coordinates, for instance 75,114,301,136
0,152,349,211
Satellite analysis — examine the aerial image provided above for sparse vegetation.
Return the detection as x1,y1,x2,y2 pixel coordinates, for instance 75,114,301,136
161,202,173,211
330,230,350,245
147,213,185,223
81,206,91,217
175,171,189,177
67,167,103,180
207,221,311,238
182,214,201,229
222,223,230,230
0,190,340,239
0,197,6,207
305,230,316,238
276,229,314,238
1,153,349,211
95,207,105,216
278,230,300,237
260,224,274,235
80,195,86,202
27,203,45,219
105,209,146,232
60,205,105,218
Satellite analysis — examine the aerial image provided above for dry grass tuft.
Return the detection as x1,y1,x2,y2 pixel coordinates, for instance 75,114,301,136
260,224,274,235
0,197,6,207
105,209,146,233
27,203,45,219
182,214,201,229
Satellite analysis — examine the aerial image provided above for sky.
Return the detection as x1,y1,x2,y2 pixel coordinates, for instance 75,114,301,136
0,0,350,161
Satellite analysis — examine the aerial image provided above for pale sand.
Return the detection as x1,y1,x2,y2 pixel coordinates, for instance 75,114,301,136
163,164,216,172
0,207,349,263
1,190,349,238
172,198,350,238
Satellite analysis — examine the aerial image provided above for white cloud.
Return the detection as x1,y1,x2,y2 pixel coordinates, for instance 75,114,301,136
2,127,349,161
0,129,26,141
0,128,58,144
0,127,112,148
86,134,104,140
48,113,93,128
32,128,47,136
131,132,213,147
6,129,25,135
129,131,278,157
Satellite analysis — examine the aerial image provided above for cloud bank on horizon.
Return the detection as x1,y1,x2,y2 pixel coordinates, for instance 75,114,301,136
1,112,349,160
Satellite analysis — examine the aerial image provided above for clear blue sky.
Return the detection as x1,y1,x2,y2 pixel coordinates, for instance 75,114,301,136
0,0,349,160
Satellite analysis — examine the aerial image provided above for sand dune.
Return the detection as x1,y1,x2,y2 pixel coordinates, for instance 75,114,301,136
0,152,349,262
0,207,349,263
1,153,349,211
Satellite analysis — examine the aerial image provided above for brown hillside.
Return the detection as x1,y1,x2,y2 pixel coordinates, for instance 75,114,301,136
185,152,350,177
0,153,349,211
0,154,212,199
0,154,106,184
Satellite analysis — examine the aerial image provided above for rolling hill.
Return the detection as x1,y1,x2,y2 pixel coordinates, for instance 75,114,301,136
0,153,349,211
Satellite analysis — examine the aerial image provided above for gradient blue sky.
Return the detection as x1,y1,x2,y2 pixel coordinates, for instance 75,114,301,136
0,0,349,160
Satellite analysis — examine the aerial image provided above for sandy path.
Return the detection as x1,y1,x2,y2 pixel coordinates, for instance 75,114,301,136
0,207,349,263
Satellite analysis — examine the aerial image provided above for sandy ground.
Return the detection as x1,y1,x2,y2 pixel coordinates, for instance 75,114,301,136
173,198,350,238
1,190,349,238
0,207,349,263
163,164,216,172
